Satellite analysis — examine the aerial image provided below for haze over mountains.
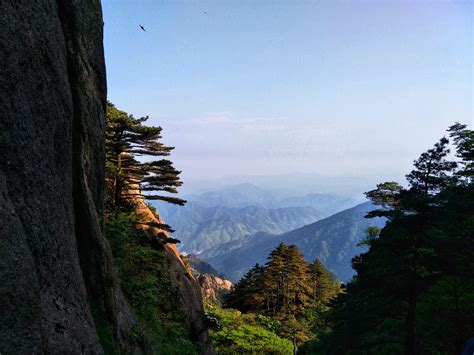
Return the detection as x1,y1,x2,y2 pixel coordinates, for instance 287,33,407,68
153,183,385,283
176,174,376,197
156,183,357,252
205,202,385,282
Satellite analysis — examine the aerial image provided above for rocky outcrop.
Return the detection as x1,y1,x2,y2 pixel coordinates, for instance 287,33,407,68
197,274,233,305
0,1,135,352
133,196,214,353
165,244,214,352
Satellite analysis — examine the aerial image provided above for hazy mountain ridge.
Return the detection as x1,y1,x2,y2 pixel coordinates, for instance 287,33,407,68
168,203,324,253
204,202,386,282
158,183,356,216
153,183,357,255
185,183,277,208
187,254,226,279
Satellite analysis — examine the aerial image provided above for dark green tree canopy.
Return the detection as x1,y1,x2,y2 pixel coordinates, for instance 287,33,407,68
310,124,474,354
448,122,474,180
405,137,457,197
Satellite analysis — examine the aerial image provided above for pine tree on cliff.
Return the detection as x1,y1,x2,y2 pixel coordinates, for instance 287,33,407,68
105,102,185,212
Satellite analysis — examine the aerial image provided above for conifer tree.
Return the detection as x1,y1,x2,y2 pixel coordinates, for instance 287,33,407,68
260,243,313,317
262,243,288,315
309,259,339,306
225,263,265,312
364,181,404,219
406,137,457,199
312,128,474,354
282,245,312,315
448,122,474,181
105,102,185,213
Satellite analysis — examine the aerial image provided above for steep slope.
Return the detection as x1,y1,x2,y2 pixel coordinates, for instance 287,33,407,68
196,274,233,305
0,1,132,352
130,197,213,352
0,2,210,353
206,202,385,282
186,255,232,306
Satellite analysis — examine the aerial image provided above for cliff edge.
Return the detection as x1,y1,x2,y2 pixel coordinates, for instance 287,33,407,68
0,1,209,353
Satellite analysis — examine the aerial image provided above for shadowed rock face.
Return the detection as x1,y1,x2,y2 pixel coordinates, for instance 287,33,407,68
0,2,212,353
0,1,132,352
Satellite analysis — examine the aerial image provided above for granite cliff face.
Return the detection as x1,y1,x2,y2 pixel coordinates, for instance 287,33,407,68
197,274,233,305
132,195,213,353
0,1,209,353
0,1,111,352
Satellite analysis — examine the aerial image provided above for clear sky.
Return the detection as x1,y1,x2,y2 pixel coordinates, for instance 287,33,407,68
102,1,473,195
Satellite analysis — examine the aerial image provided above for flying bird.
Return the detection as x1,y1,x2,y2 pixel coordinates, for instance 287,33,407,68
139,24,146,32
204,11,207,14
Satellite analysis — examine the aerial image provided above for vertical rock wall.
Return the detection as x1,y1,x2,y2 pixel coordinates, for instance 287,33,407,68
0,1,103,352
0,1,211,353
0,1,136,353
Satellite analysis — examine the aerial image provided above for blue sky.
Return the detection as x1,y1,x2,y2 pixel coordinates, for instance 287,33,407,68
102,1,473,195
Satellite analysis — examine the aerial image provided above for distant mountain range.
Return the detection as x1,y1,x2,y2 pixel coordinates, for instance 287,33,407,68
203,202,386,283
164,203,323,253
154,184,356,254
153,184,378,283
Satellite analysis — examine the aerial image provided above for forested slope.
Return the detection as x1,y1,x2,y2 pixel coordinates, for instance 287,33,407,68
206,202,385,282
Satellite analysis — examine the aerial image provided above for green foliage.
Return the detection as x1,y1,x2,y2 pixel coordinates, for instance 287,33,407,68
311,124,474,354
449,122,474,180
224,244,341,351
256,314,281,334
103,103,193,353
206,306,293,354
105,212,198,354
105,102,185,212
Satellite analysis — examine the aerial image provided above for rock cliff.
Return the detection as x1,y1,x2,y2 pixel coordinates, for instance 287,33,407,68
197,274,233,305
133,198,213,353
0,1,209,353
0,1,110,352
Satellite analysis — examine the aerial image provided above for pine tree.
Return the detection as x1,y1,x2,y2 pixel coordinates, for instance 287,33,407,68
448,122,474,181
309,259,339,306
406,137,457,198
364,181,404,219
313,130,471,354
225,263,265,312
262,243,288,315
402,137,457,354
261,243,313,317
282,245,312,315
105,102,185,213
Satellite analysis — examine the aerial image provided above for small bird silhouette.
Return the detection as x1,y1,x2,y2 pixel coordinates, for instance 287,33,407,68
204,11,207,14
139,24,146,32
